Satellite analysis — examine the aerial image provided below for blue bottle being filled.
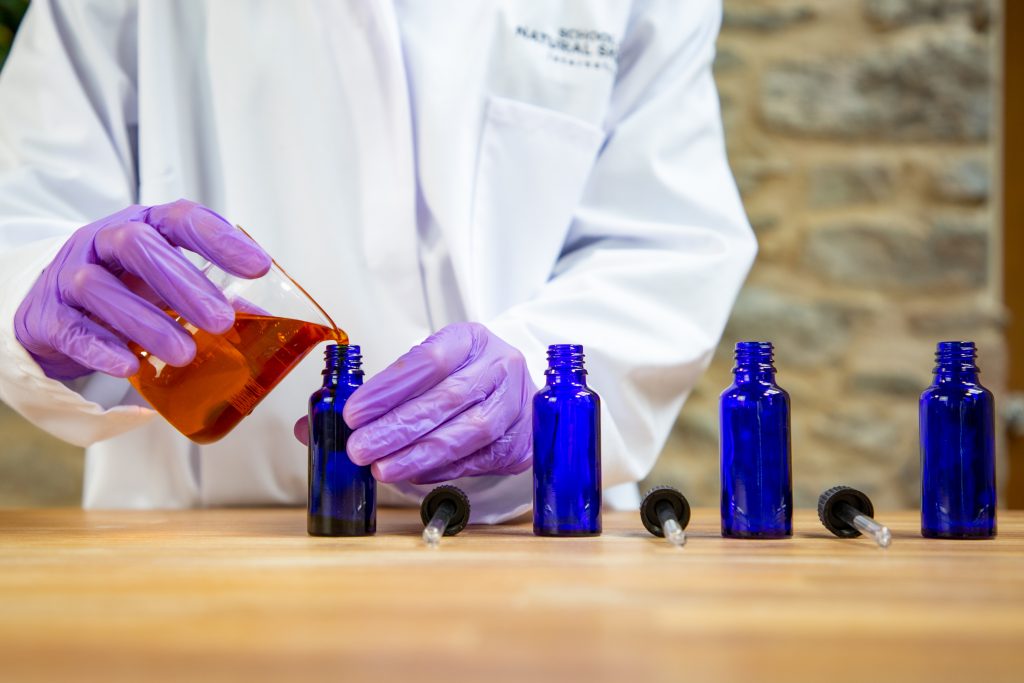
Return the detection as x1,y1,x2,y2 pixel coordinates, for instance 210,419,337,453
720,341,793,539
307,344,376,536
920,341,996,539
533,344,602,536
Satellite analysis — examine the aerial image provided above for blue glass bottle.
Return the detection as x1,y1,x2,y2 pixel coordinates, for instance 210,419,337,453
920,341,996,539
720,341,793,539
533,344,602,536
308,344,376,536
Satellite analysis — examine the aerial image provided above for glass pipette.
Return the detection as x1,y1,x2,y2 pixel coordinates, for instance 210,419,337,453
640,486,691,548
420,485,471,548
818,485,892,548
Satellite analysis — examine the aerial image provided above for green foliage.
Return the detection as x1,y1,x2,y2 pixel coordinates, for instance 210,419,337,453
0,0,29,71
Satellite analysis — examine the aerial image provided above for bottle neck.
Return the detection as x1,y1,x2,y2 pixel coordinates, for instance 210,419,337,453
546,344,587,386
933,341,979,384
733,341,776,384
323,369,363,388
548,369,587,385
734,367,776,384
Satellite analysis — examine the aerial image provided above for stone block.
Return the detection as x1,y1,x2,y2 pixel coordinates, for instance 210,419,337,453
863,0,992,32
931,157,990,204
760,26,991,141
748,213,781,235
723,3,815,32
731,157,791,197
809,409,908,461
804,218,989,289
851,371,925,396
805,221,923,286
849,333,934,396
713,46,746,74
808,162,894,208
906,302,1005,336
928,213,990,287
723,286,852,367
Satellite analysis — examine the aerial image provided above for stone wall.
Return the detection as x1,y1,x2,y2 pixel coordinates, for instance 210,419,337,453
643,0,1004,509
0,0,1005,508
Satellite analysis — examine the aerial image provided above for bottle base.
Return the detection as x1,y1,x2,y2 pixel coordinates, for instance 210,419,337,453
722,530,792,540
533,528,601,537
921,528,996,540
307,517,376,537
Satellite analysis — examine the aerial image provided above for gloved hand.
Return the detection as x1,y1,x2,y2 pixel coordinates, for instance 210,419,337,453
294,323,536,485
14,199,271,380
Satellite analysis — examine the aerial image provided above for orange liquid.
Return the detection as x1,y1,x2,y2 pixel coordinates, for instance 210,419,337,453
129,312,345,444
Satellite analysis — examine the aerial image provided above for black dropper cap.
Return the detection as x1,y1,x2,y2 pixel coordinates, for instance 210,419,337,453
817,485,875,538
420,485,471,536
640,486,691,537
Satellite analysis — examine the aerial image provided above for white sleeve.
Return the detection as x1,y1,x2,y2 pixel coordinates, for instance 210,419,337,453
0,0,155,446
486,0,756,496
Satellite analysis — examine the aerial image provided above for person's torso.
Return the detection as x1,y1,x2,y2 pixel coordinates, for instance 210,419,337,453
86,0,632,508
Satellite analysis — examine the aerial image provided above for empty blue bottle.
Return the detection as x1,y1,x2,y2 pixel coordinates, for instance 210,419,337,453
533,344,602,536
920,341,996,539
308,344,376,536
720,341,793,539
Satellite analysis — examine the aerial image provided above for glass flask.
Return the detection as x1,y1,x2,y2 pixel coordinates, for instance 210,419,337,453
127,230,344,444
308,344,376,537
533,344,602,536
920,341,996,539
720,341,793,539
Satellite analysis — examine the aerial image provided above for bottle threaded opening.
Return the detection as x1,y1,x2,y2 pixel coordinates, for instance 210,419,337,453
547,343,586,372
734,341,775,368
324,344,341,371
935,340,977,370
325,344,362,373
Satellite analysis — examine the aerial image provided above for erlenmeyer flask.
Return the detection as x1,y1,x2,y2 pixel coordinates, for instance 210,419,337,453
127,245,345,444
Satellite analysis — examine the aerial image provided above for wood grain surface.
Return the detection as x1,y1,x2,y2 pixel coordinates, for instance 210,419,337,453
1,508,1022,683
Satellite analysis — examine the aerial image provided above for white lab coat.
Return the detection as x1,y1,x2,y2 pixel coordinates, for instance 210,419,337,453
0,0,755,522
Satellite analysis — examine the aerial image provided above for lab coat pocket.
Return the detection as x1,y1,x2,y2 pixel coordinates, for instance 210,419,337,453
471,95,605,318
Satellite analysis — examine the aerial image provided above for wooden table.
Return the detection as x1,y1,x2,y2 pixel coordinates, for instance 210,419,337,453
1,508,1022,683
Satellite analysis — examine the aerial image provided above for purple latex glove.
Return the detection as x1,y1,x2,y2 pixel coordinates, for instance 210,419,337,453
14,199,271,380
305,323,535,485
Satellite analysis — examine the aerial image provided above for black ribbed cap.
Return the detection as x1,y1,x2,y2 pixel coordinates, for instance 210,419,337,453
818,485,875,538
419,485,471,536
640,486,691,537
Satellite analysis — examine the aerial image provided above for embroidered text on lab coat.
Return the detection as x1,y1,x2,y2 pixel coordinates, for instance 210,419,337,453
514,25,619,73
